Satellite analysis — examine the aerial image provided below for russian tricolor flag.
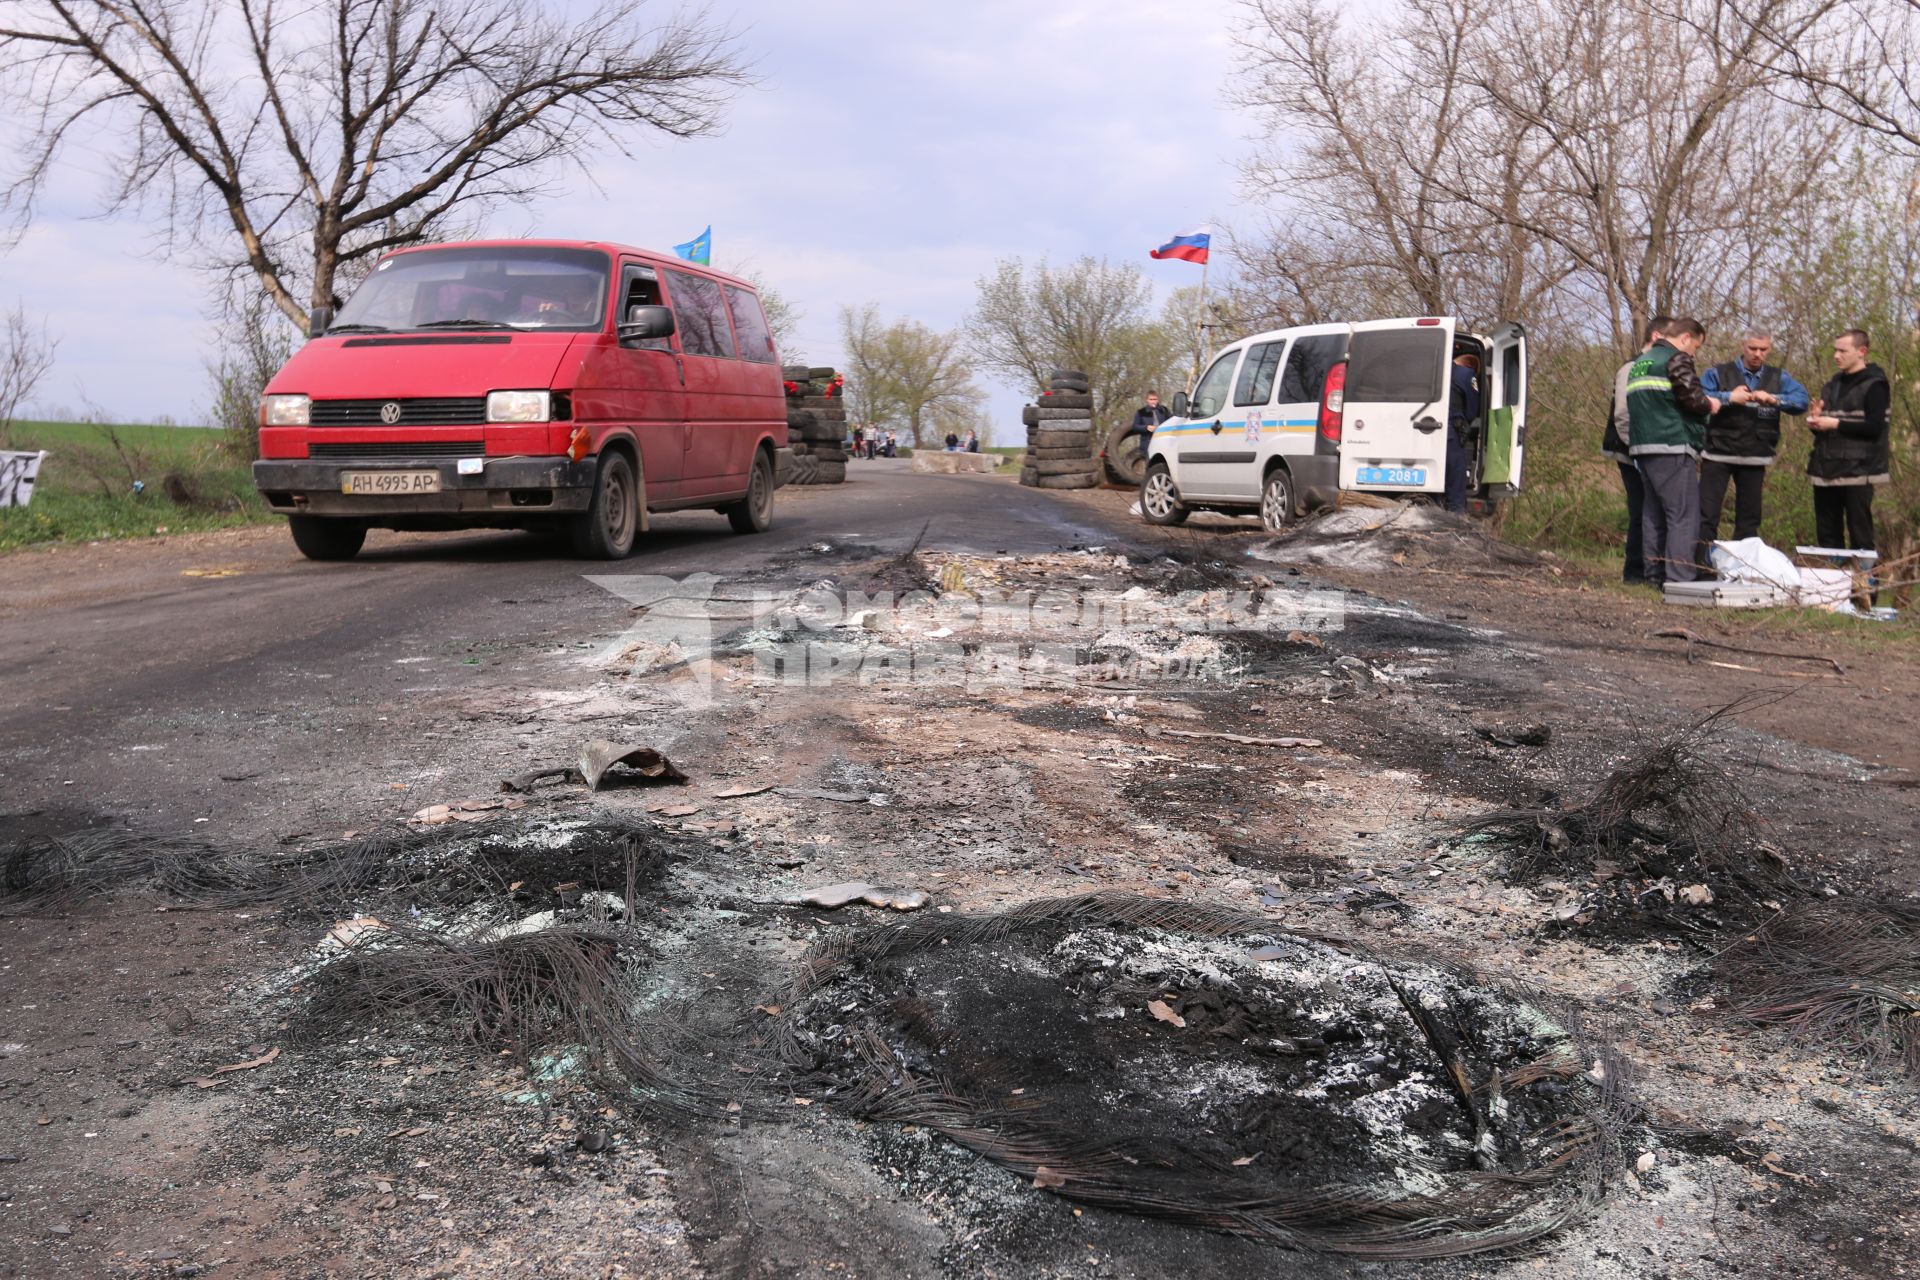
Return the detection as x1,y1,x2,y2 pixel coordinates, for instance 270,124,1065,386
1150,225,1211,264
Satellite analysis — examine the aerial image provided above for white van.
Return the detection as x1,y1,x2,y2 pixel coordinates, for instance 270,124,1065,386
1139,317,1527,529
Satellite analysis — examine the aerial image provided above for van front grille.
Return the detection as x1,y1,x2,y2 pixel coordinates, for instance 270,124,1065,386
308,441,482,460
310,397,488,426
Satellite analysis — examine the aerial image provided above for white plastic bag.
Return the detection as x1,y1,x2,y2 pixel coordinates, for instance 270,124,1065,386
1708,537,1800,591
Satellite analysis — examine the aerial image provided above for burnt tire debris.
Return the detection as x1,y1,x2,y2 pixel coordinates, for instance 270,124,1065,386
762,893,1629,1259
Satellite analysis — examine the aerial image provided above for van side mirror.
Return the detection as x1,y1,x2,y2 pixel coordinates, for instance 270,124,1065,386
1171,391,1190,417
308,306,333,339
618,304,675,345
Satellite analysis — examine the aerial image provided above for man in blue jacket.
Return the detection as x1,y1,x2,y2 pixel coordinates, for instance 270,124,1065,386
1695,330,1809,568
1444,353,1481,513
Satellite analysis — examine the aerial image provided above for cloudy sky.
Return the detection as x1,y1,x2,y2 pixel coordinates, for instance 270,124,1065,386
1,0,1260,425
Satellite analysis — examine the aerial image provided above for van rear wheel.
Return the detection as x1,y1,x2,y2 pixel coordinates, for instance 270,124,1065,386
1259,468,1296,533
288,516,366,561
1140,462,1188,526
568,452,639,559
725,450,775,534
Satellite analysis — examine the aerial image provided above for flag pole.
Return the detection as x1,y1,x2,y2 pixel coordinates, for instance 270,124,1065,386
1188,220,1213,390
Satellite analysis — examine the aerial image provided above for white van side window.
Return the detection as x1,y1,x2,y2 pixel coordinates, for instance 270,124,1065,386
1191,351,1240,418
1233,342,1284,406
1279,335,1344,403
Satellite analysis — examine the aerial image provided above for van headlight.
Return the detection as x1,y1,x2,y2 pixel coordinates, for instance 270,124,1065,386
487,390,551,423
261,394,310,426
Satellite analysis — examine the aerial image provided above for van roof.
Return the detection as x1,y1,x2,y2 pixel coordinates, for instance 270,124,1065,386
1222,318,1477,349
378,239,759,291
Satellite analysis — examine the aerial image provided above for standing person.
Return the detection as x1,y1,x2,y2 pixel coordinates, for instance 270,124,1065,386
1603,316,1672,584
965,429,980,453
1696,330,1810,566
1444,353,1481,514
884,429,898,458
851,424,866,460
1806,328,1891,572
944,430,961,451
1127,391,1172,442
1627,317,1721,587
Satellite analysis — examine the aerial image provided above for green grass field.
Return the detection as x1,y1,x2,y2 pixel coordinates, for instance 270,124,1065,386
0,420,274,552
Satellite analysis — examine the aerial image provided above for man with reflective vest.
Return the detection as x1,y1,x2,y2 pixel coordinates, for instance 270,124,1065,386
1806,328,1892,565
1626,316,1721,586
1601,315,1672,583
1695,329,1809,568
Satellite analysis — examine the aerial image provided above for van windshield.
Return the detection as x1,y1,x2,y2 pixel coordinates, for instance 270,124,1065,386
1346,328,1445,402
333,246,612,333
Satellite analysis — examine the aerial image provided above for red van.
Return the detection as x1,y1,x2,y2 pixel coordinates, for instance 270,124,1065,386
252,240,786,560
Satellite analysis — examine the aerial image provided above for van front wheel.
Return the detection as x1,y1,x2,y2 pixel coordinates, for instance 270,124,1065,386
288,516,366,561
569,452,639,559
724,451,774,534
1259,468,1296,533
1140,462,1188,527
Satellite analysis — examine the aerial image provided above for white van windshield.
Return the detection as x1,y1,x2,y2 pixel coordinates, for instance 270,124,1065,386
333,246,612,333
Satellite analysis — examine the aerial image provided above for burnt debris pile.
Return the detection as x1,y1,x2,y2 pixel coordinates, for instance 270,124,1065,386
765,894,1625,1258
1464,714,1794,936
1715,897,1920,1080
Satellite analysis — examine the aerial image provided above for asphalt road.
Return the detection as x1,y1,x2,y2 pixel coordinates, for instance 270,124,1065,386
0,460,1160,834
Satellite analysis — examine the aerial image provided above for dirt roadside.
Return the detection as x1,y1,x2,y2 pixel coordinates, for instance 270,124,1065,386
2,479,1915,1279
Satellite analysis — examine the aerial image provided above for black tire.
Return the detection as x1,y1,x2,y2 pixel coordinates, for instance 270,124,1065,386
1104,422,1149,487
724,450,776,534
1035,407,1093,422
1048,368,1087,382
798,396,843,409
288,516,366,562
1020,405,1039,428
1032,471,1100,490
568,451,640,559
1140,461,1188,526
1259,467,1297,533
1032,429,1093,450
1031,457,1099,476
1039,392,1093,409
1018,466,1039,486
811,447,849,463
815,460,847,484
788,451,821,485
1032,445,1095,461
806,366,837,381
1049,380,1090,395
786,408,816,429
798,422,845,444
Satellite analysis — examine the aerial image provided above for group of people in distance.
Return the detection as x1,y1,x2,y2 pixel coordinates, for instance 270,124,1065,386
1603,315,1891,591
847,426,898,459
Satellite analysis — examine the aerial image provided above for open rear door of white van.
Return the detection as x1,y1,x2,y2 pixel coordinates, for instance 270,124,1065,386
1482,322,1527,494
1338,318,1453,494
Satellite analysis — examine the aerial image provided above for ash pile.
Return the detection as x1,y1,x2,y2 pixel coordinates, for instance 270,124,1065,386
783,365,850,485
1018,367,1101,490
1251,501,1542,572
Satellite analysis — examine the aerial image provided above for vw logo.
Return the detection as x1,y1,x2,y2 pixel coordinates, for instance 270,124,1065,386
379,401,403,424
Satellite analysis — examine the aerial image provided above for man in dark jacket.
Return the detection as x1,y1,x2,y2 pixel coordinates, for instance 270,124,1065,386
1806,328,1891,557
1696,330,1810,567
1444,353,1481,513
1603,315,1672,583
1127,391,1172,440
1627,316,1721,586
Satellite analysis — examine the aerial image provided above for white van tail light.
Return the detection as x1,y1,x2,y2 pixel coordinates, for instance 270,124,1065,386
1318,361,1347,444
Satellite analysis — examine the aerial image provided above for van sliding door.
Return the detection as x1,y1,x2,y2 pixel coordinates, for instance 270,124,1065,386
1338,319,1453,494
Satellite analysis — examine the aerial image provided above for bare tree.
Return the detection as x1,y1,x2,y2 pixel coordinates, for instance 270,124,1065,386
839,304,978,448
1,0,749,333
206,289,297,459
964,257,1183,438
0,301,58,449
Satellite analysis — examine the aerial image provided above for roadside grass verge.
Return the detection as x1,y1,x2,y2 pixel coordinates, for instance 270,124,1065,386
0,419,273,552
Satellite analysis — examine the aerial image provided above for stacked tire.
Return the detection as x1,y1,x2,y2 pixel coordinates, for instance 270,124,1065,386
1018,368,1100,490
784,364,849,486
